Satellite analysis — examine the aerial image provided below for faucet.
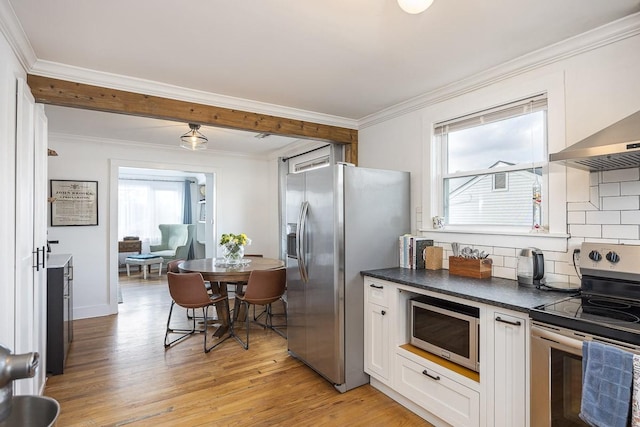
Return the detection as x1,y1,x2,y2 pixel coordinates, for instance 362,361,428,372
0,344,39,422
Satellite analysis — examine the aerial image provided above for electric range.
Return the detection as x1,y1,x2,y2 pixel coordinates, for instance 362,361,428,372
530,242,640,346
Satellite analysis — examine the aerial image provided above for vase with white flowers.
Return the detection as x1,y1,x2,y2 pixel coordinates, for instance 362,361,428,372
219,233,251,264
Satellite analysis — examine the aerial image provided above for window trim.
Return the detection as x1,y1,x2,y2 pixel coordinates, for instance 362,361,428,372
436,97,548,231
421,71,567,245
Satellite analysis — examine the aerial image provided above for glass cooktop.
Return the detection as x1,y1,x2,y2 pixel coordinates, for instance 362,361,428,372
530,294,640,346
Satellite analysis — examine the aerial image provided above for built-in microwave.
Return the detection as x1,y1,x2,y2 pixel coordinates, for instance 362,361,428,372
410,295,480,372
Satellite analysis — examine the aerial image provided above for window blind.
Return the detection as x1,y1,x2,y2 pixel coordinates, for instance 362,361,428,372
434,94,547,135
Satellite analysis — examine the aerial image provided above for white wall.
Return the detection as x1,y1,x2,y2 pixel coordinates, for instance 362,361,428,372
47,135,280,319
358,30,640,286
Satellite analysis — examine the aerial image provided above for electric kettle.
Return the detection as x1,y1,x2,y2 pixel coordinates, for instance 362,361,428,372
517,247,545,287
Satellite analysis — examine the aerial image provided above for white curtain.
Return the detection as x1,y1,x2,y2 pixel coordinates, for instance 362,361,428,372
118,179,184,245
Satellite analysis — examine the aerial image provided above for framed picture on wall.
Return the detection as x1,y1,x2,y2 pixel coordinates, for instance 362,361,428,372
50,180,99,226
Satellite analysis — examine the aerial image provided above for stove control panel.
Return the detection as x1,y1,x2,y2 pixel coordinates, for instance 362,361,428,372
581,242,640,278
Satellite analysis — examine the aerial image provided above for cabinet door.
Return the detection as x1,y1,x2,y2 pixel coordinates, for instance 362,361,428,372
33,103,48,392
14,77,36,395
493,311,527,427
365,302,390,381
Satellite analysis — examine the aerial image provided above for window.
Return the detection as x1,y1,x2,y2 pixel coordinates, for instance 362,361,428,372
435,95,547,229
118,179,184,243
493,172,507,191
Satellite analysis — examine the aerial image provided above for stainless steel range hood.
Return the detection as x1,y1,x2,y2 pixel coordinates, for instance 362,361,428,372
549,110,640,171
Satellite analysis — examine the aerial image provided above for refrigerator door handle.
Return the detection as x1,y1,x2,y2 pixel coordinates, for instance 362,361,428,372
297,201,309,283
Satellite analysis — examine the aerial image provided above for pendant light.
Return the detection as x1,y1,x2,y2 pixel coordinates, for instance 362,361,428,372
180,123,208,151
397,0,434,14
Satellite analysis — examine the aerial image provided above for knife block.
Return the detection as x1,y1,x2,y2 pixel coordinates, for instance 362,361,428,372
448,256,493,279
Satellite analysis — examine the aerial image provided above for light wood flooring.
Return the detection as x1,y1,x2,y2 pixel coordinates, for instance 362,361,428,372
44,272,430,426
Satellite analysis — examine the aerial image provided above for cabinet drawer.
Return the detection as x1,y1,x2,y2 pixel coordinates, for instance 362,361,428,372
365,279,389,306
395,354,480,427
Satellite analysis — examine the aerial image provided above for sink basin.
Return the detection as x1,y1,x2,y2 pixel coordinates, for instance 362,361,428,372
0,396,60,427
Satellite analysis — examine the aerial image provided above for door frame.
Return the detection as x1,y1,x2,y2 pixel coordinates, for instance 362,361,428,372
108,159,218,313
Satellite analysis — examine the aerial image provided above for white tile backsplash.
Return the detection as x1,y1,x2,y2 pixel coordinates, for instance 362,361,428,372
602,196,639,211
503,256,517,269
621,211,640,224
493,266,516,280
567,211,585,224
567,202,599,211
602,225,640,239
599,182,620,197
493,246,517,257
489,255,504,267
554,261,578,276
621,181,640,196
585,211,620,224
569,224,601,238
602,168,640,183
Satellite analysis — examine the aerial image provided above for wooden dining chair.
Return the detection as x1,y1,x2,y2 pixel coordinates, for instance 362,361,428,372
164,272,230,353
232,268,286,349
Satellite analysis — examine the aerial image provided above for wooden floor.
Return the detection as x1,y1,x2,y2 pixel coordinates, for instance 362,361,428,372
44,273,430,426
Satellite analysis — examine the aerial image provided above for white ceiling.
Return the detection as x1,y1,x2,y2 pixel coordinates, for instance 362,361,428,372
43,105,311,156
7,0,640,154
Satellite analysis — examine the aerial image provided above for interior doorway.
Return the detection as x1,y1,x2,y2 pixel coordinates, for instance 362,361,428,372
109,160,218,312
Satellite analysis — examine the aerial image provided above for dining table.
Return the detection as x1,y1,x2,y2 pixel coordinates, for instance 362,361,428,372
178,256,285,336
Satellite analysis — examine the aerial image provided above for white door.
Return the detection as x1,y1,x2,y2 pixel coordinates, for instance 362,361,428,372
33,103,48,393
14,77,36,396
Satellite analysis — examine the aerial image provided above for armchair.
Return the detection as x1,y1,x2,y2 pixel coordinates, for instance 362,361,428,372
149,224,195,262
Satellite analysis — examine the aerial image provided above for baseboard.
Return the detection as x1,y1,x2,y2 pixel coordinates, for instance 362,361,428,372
74,304,116,320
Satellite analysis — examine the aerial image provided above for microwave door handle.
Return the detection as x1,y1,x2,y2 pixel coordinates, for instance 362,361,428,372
296,201,309,283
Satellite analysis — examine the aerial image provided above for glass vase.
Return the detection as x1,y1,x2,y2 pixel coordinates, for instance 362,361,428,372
222,244,245,264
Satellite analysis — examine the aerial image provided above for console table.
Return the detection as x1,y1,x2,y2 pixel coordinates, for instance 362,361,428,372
118,240,141,254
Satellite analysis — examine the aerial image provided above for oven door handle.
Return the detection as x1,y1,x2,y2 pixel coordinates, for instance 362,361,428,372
531,325,583,352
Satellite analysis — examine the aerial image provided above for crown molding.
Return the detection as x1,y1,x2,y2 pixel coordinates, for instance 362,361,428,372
0,0,36,70
30,59,358,130
358,12,640,129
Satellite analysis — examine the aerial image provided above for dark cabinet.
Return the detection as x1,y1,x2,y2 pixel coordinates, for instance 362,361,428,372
47,254,73,375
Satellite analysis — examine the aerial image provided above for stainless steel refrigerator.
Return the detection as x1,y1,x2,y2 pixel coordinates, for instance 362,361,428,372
285,163,410,392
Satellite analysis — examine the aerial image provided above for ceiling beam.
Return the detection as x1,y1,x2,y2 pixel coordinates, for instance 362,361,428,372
27,74,358,163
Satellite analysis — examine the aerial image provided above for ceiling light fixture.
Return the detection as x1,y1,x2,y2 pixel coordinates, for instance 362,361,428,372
397,0,434,14
180,123,208,150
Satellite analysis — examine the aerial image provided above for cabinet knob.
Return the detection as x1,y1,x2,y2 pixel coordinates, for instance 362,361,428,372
381,310,386,315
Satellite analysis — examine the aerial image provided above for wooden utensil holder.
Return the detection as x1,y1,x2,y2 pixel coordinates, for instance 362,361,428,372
448,256,493,279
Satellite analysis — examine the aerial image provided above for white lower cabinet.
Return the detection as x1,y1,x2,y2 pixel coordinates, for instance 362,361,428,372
365,302,390,381
364,278,391,383
363,276,531,427
491,310,528,427
395,354,480,427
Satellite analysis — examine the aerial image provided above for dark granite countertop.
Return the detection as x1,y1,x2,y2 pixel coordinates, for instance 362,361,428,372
362,268,572,313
